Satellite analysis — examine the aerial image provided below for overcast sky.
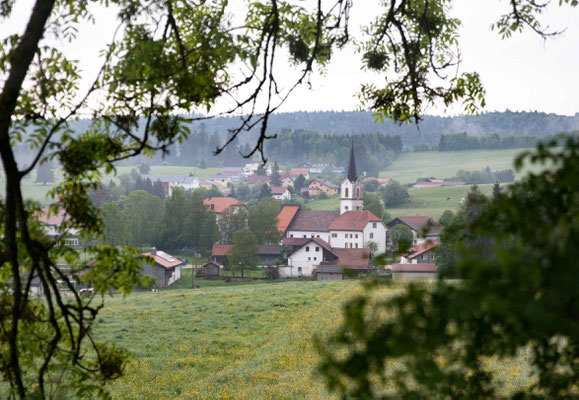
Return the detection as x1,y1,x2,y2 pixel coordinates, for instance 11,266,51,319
2,1,578,117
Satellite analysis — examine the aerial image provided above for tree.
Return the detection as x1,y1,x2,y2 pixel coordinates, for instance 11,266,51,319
123,190,163,247
229,228,259,278
100,202,126,246
249,197,281,244
270,161,282,186
218,206,249,244
388,224,413,252
161,188,190,249
0,0,573,397
35,159,55,185
381,180,410,206
438,209,454,226
319,139,579,398
293,174,306,193
185,191,219,254
258,183,272,199
363,192,385,220
138,163,151,174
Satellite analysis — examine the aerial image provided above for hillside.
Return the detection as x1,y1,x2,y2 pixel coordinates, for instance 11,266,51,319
95,281,532,399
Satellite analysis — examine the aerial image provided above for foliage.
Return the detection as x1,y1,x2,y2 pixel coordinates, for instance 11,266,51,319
449,166,515,184
249,197,281,245
100,201,126,245
293,174,306,193
229,228,259,276
217,205,249,244
388,224,413,251
138,163,150,174
270,161,282,186
363,192,385,220
438,209,454,226
438,131,575,152
363,180,380,192
381,179,410,206
319,139,579,398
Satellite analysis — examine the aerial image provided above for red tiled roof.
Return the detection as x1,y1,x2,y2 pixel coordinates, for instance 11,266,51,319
320,248,370,268
282,237,310,247
388,216,444,236
290,168,309,178
287,210,340,232
329,211,382,231
142,251,183,269
247,175,269,185
37,206,69,226
391,263,437,272
212,244,232,256
277,205,301,234
203,197,240,213
404,240,438,260
270,186,288,195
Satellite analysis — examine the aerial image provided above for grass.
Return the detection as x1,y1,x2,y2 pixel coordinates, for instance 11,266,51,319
97,280,361,399
381,148,537,184
306,184,495,219
93,280,533,399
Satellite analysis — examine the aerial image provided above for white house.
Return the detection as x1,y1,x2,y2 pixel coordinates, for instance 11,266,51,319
150,176,200,196
271,186,291,201
328,210,387,254
282,238,334,277
284,210,340,243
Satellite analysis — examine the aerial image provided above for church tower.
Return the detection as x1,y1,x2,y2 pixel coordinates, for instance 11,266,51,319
340,144,364,214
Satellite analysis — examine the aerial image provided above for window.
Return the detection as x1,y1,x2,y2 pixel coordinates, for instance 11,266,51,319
311,234,315,238
373,222,377,228
315,247,320,252
370,233,374,239
345,206,348,211
298,267,302,272
332,233,337,238
431,253,435,259
355,234,358,238
65,238,79,246
303,235,307,238
308,257,311,261
356,188,360,197
305,246,310,252
313,257,317,261
290,234,294,238
355,243,358,248
421,254,427,260
317,235,320,238
345,188,349,197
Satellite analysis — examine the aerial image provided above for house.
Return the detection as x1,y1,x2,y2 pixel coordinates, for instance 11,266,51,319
308,179,339,196
328,210,387,254
206,175,232,188
317,248,371,280
141,248,183,288
37,206,83,247
199,179,218,190
387,216,444,245
203,197,240,214
211,244,282,266
149,176,200,196
243,162,260,175
400,240,438,264
270,186,291,201
290,167,310,180
285,210,340,243
282,237,334,277
276,205,301,237
247,174,269,186
299,162,331,173
280,174,294,187
201,261,221,279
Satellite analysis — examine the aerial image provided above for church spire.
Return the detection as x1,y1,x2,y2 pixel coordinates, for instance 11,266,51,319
347,142,357,182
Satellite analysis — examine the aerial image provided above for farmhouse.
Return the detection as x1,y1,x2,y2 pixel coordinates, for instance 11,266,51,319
37,206,83,247
400,240,438,264
308,179,339,196
149,176,200,196
317,248,371,280
391,241,439,279
141,248,183,288
387,216,444,245
290,167,310,180
203,197,240,214
270,186,291,201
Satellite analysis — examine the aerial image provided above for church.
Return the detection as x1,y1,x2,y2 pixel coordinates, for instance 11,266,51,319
278,145,388,255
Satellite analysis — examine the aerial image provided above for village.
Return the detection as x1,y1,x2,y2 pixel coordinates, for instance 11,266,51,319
34,145,445,293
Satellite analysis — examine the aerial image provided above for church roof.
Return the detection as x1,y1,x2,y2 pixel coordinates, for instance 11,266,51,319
329,210,382,231
287,210,340,232
347,143,358,182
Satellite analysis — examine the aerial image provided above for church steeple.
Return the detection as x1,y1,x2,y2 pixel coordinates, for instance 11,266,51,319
347,143,357,182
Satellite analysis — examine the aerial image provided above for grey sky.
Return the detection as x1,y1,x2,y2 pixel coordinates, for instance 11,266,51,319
2,1,578,116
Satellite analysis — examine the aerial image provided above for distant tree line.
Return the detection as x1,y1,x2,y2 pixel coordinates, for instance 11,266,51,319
448,167,515,184
435,131,576,152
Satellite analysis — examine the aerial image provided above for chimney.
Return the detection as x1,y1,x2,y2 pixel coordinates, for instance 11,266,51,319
151,247,157,255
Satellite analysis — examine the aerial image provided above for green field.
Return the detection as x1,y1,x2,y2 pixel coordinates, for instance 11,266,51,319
381,148,536,184
92,280,532,399
307,184,494,219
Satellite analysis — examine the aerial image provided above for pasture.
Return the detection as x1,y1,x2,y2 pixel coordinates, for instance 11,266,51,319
381,148,535,184
94,280,533,399
307,184,494,219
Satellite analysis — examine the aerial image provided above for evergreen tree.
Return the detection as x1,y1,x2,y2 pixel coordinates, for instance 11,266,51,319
270,161,282,186
293,174,306,193
258,183,272,199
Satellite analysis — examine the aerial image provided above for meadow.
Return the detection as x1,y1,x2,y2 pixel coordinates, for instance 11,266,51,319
307,184,494,219
380,147,537,184
94,280,534,399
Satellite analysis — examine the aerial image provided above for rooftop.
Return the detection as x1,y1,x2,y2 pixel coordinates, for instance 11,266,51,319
388,216,444,236
203,197,240,213
143,250,184,269
277,205,301,234
287,210,340,232
329,210,382,231
404,240,439,260
320,248,370,268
